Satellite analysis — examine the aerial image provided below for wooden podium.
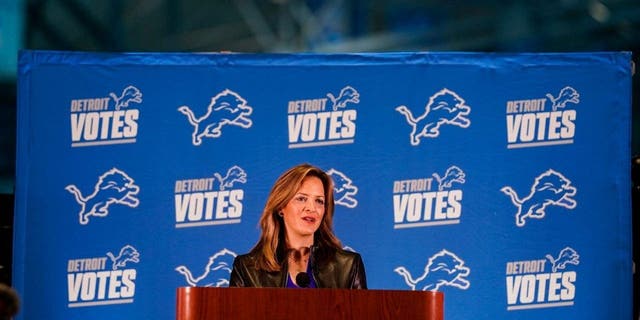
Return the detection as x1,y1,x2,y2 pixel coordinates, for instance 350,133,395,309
176,287,443,320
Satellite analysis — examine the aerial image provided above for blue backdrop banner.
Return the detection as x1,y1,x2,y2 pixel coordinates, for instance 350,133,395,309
14,51,632,319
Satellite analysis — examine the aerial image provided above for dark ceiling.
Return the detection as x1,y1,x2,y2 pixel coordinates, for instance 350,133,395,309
24,0,640,53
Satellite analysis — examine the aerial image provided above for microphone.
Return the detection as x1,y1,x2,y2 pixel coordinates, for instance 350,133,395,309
295,272,311,288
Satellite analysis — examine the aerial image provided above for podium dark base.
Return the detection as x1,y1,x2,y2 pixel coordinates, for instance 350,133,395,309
176,287,443,320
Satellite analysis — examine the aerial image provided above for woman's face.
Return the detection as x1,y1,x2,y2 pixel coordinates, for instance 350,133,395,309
281,176,325,243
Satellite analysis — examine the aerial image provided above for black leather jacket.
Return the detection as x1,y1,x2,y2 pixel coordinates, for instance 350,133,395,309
229,247,367,289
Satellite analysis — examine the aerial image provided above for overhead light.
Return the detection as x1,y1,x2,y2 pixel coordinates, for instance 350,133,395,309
589,1,611,23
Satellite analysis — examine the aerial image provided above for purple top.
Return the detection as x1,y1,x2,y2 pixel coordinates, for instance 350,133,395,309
286,263,317,288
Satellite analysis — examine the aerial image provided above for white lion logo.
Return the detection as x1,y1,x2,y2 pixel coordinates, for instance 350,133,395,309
106,245,141,270
433,166,466,191
546,86,580,111
501,169,577,227
109,85,143,111
546,247,580,272
178,89,253,146
395,249,470,291
327,168,358,208
327,86,360,111
65,168,140,225
396,89,471,146
214,165,247,191
175,249,237,287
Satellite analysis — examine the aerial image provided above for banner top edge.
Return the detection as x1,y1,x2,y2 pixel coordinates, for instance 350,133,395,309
17,49,632,68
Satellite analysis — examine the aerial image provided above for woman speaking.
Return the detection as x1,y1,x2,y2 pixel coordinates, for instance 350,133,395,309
229,163,367,289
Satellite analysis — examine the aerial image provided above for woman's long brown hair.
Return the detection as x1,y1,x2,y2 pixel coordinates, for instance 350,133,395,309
250,163,342,271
